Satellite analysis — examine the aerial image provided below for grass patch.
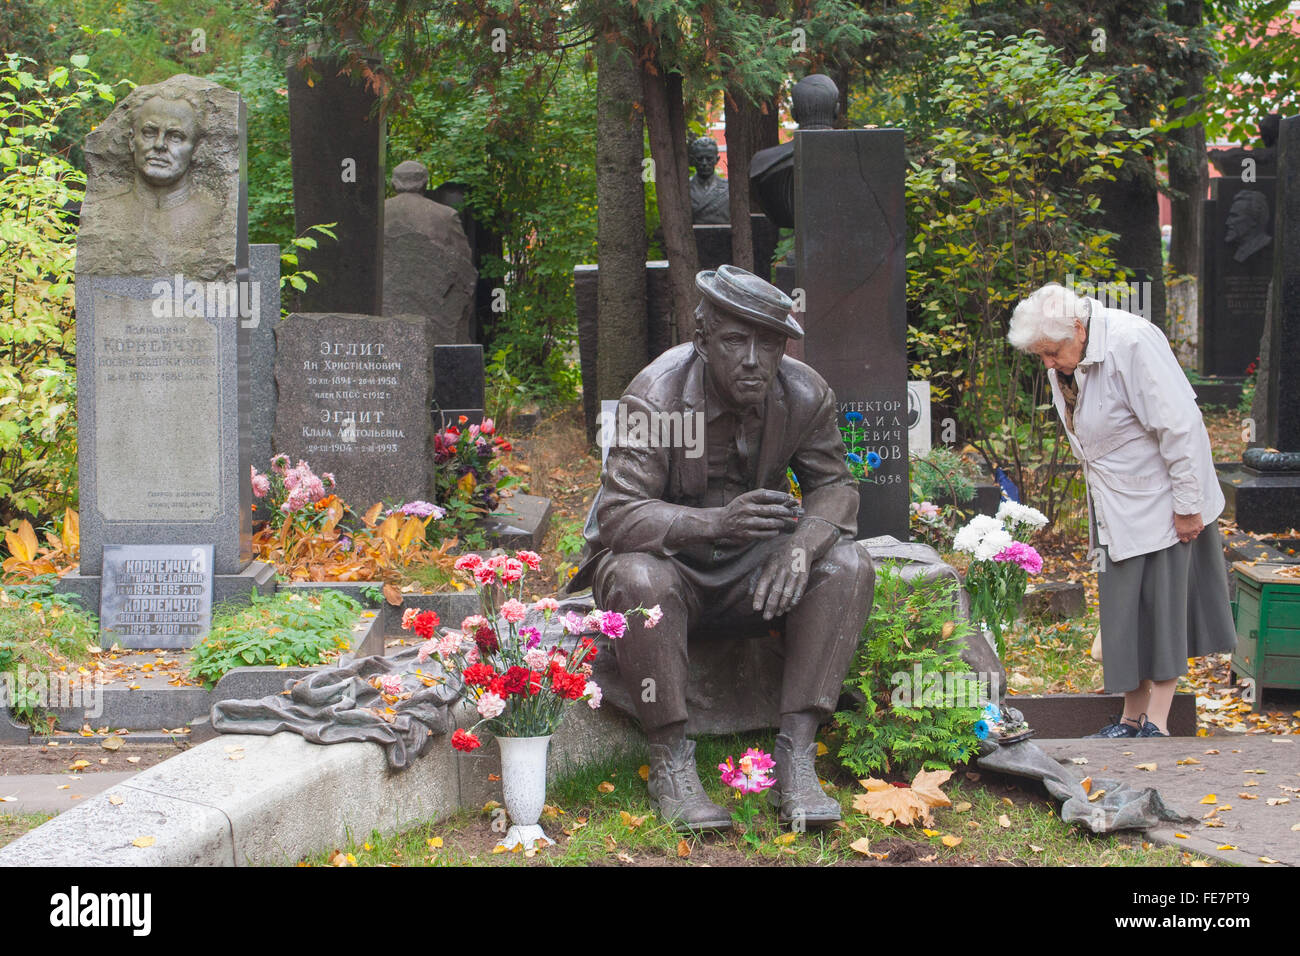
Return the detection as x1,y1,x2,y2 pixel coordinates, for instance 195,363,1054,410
0,811,55,849
299,733,1211,867
0,579,99,728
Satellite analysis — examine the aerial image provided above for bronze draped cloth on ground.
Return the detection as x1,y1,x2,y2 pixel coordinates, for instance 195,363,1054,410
210,646,459,770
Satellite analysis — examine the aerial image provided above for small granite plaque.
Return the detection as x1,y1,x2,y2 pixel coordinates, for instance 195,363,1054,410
100,544,214,649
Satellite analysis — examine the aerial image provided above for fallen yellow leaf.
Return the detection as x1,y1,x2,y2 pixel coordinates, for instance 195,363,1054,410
427,837,443,848
953,801,972,812
637,765,650,781
676,838,691,858
1135,762,1158,772
1200,794,1217,805
132,836,155,848
101,737,123,751
69,760,89,771
772,832,797,846
816,742,829,756
922,828,939,837
1216,844,1238,851
1080,776,1092,794
997,814,1011,828
1175,832,1189,839
597,781,615,794
108,795,124,806
1176,757,1201,766
941,834,962,848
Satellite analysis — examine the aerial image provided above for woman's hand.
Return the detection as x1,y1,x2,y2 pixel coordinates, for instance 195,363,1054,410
1174,512,1204,543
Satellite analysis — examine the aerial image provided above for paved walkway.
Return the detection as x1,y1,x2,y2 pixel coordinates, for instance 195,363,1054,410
1035,736,1299,866
0,771,138,815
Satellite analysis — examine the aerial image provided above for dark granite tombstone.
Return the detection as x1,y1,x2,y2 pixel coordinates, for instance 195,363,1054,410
1218,114,1300,532
247,243,280,520
1198,177,1276,377
383,160,477,344
272,312,434,509
574,262,675,443
433,343,485,429
793,128,909,540
288,59,385,314
693,214,780,278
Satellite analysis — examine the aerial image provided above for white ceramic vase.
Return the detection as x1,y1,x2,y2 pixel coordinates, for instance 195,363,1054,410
496,734,553,851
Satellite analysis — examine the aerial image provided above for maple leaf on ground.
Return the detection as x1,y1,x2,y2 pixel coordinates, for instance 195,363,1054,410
852,769,953,827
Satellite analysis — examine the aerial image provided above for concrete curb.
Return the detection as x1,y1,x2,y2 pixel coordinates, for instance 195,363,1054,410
0,701,644,866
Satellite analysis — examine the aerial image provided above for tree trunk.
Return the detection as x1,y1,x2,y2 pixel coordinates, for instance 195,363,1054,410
643,56,699,343
725,87,760,271
1167,0,1208,277
1095,158,1167,329
596,38,649,408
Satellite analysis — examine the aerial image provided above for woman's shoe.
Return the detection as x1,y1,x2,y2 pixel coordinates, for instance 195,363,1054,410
1085,713,1140,738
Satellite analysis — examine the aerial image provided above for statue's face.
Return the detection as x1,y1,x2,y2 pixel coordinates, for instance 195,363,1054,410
131,97,197,187
698,307,785,409
691,148,718,178
1225,196,1259,243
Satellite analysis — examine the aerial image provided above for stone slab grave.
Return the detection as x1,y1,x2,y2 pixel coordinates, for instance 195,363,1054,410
793,127,909,541
0,699,644,866
1218,114,1300,531
0,598,386,742
273,312,434,510
247,242,280,521
99,544,214,649
63,73,272,626
1030,736,1300,867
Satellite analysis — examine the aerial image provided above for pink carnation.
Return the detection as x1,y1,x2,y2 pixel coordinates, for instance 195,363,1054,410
525,648,550,670
993,541,1043,575
532,597,560,615
417,640,436,663
561,611,587,635
437,632,462,658
584,680,603,709
377,673,403,696
475,565,497,586
251,467,270,499
598,610,628,640
402,607,419,631
502,558,525,583
476,691,506,719
501,599,527,623
454,554,483,572
485,554,508,572
643,605,663,629
516,550,542,571
461,615,488,633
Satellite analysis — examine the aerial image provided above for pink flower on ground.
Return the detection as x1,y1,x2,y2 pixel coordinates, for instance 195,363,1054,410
502,558,524,583
598,610,628,640
465,646,480,665
454,554,483,573
437,632,462,658
584,680,603,709
643,605,663,629
719,749,776,794
561,611,587,635
377,673,403,696
525,647,550,671
501,599,527,623
476,691,506,719
532,597,560,616
417,640,436,664
516,550,542,571
475,566,497,586
993,541,1043,575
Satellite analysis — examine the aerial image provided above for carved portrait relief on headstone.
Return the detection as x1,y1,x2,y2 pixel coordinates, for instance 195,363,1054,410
688,136,730,224
1225,189,1273,264
382,160,477,344
77,74,243,281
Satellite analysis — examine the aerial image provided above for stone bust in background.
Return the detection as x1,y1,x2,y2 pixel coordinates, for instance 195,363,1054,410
749,74,840,229
77,74,241,280
688,136,730,224
1225,189,1272,264
382,160,477,344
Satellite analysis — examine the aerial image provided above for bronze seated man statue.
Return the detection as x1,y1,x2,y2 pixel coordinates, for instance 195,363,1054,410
569,265,875,830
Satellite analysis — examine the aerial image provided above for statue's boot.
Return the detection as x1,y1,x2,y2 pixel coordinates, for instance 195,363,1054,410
770,732,841,825
647,739,731,831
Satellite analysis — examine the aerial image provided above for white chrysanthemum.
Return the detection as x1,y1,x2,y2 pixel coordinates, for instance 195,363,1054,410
973,527,1014,561
997,500,1047,530
953,514,1003,554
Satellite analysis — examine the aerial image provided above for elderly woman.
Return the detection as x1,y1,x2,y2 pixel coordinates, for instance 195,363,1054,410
1007,283,1236,738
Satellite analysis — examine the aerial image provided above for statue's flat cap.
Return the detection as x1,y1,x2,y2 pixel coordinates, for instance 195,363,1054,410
696,264,803,339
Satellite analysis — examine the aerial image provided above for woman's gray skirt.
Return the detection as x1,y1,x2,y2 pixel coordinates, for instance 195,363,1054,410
1098,526,1238,694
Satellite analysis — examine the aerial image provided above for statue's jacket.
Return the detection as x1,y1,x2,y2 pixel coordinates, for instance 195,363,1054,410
570,342,858,591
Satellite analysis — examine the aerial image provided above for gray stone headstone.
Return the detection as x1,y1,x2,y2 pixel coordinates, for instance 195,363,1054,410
794,128,909,540
288,60,385,314
272,312,434,510
74,75,252,576
383,160,477,344
247,243,280,495
100,544,213,649
1198,176,1276,376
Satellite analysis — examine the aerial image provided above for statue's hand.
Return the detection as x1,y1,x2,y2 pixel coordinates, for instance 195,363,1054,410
713,489,799,546
753,541,810,621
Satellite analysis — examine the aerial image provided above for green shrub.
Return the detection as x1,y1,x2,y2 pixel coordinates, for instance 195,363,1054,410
834,564,984,777
0,578,99,727
910,446,981,505
188,589,363,688
0,55,117,524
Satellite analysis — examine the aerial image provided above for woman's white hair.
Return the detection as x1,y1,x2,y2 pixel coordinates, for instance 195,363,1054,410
1007,282,1091,351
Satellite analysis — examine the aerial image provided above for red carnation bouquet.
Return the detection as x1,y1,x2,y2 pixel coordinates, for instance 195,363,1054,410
400,550,662,751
